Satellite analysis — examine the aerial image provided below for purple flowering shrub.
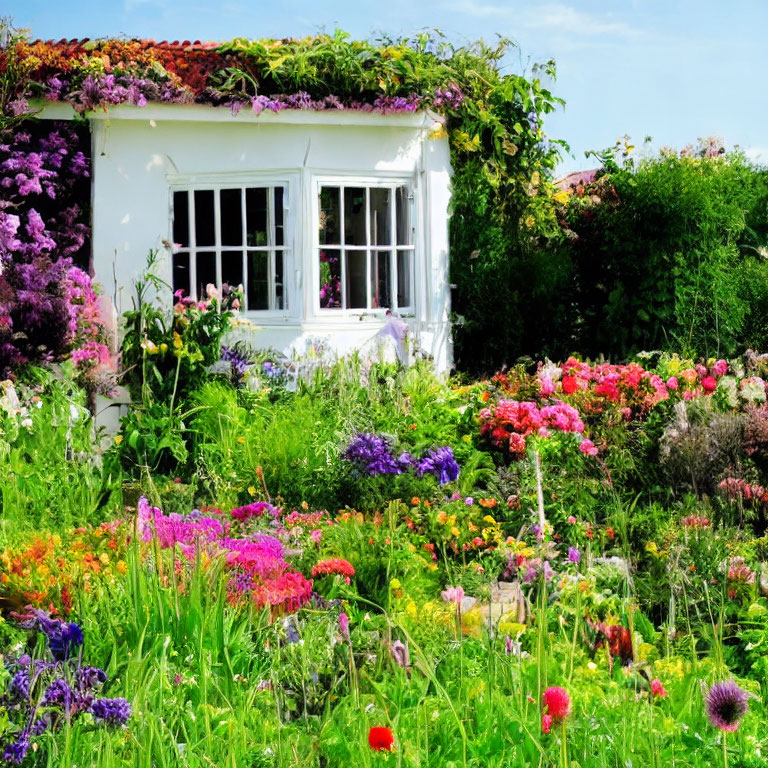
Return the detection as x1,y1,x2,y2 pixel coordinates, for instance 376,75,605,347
2,609,131,765
0,121,113,393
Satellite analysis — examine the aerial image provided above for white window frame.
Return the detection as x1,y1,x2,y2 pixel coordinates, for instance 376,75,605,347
168,172,298,320
312,175,417,318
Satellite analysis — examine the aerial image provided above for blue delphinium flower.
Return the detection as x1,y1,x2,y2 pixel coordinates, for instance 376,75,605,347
90,697,132,726
415,446,460,485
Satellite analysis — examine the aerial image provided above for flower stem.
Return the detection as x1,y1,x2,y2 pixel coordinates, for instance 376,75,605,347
722,731,728,768
560,721,568,768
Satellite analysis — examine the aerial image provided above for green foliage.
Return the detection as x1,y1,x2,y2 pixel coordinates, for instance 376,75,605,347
553,144,768,360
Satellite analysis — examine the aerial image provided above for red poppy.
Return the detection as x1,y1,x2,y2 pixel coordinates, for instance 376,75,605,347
368,726,394,751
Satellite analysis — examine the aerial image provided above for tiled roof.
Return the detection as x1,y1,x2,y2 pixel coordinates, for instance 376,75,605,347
554,169,598,190
31,38,221,51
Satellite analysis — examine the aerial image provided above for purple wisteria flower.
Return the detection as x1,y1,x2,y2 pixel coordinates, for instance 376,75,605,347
705,680,750,732
90,697,132,727
343,433,402,475
415,447,460,486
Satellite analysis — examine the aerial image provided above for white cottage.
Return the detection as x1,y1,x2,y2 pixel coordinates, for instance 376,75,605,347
40,100,454,372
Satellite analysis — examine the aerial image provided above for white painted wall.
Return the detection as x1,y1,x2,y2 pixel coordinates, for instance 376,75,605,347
43,103,454,372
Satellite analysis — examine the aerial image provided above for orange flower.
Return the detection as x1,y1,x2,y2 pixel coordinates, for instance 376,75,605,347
479,498,498,508
411,497,421,506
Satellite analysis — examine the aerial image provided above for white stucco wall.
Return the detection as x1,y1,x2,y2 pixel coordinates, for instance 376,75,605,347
42,103,453,372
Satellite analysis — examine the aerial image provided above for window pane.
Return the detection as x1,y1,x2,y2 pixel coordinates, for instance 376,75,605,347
246,188,269,247
196,252,216,297
397,251,411,308
274,187,284,247
220,189,242,246
172,251,190,297
221,250,243,290
344,188,367,246
248,252,269,310
319,249,341,309
194,190,215,246
346,250,367,309
173,191,189,248
396,186,410,245
369,188,391,246
319,187,340,245
372,251,392,310
275,251,284,310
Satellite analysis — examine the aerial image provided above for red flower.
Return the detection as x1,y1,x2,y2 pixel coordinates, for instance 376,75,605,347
541,713,553,734
561,376,578,395
701,376,717,393
542,686,571,723
312,558,355,579
368,726,394,751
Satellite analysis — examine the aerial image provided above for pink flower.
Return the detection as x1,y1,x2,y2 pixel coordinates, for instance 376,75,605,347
542,686,571,722
539,375,556,397
441,585,465,605
339,612,350,640
310,529,322,545
712,359,728,377
701,376,717,393
579,439,598,456
666,376,678,391
651,678,668,698
541,714,553,734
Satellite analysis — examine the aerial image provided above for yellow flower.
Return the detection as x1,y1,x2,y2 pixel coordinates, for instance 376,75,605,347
114,435,123,445
406,600,418,617
99,553,110,565
553,190,571,205
482,515,496,525
237,436,245,444
173,332,183,350
390,578,402,591
247,486,257,497
524,215,536,229
116,561,127,574
451,526,460,538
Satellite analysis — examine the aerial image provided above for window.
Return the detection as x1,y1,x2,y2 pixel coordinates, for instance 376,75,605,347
171,185,288,312
317,183,413,312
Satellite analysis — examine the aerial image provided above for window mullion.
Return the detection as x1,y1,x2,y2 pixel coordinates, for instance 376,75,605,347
188,191,197,299
214,189,222,299
241,186,248,312
390,187,397,311
268,185,275,311
365,187,371,310
339,186,347,311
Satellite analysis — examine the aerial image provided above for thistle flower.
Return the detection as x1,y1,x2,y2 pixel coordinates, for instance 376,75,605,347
705,680,750,732
368,726,394,751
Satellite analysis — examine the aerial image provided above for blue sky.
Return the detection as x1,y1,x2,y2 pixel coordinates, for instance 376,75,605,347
7,0,768,173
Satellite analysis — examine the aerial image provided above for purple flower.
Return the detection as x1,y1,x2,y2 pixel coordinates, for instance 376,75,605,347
339,612,350,640
8,670,30,702
221,345,252,377
2,732,30,765
464,496,474,506
342,433,402,476
90,697,132,726
568,547,580,564
705,680,750,731
390,639,410,668
415,446,460,486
